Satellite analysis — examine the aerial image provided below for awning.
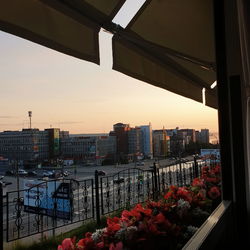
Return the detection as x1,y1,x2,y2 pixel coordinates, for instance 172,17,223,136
0,0,218,108
113,0,217,109
0,0,125,64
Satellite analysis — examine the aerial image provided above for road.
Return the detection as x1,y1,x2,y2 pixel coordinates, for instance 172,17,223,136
0,157,194,192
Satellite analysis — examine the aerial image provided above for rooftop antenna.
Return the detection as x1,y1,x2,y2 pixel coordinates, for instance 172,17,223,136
28,111,32,129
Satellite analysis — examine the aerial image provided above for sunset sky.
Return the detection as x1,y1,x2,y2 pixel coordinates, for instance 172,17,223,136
0,0,218,134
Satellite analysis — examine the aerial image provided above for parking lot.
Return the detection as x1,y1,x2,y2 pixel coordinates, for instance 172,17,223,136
0,156,194,193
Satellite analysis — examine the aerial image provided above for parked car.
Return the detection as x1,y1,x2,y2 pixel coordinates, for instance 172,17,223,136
54,171,63,178
43,170,54,178
136,161,145,166
62,170,70,177
18,169,28,176
27,171,37,176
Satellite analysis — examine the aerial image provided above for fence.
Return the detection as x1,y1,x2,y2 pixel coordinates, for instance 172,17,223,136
0,159,210,249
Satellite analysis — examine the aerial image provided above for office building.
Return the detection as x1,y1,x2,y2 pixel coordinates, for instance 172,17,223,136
200,129,210,144
153,129,170,158
140,124,153,159
0,128,60,163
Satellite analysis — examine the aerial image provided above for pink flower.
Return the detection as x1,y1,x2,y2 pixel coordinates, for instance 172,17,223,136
77,233,94,249
58,238,75,250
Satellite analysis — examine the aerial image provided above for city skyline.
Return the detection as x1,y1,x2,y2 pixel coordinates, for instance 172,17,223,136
0,121,216,134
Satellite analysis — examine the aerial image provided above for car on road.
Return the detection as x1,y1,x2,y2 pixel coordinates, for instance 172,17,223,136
43,170,54,178
18,169,28,176
136,161,145,166
62,170,70,177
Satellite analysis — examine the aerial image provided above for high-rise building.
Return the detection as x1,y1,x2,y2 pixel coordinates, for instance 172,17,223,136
46,128,60,159
110,123,131,159
140,124,153,159
178,129,196,143
200,129,210,144
0,128,55,162
60,135,116,164
153,128,170,158
128,127,142,155
170,133,185,157
195,131,201,143
96,136,116,161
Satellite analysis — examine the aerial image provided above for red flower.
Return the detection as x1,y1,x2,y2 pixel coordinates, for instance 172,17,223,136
154,213,166,224
205,177,218,184
202,166,209,174
107,217,121,233
77,237,95,249
109,241,123,250
121,209,131,222
134,204,152,217
164,186,178,200
85,232,92,238
147,201,162,208
213,165,221,175
107,217,120,226
197,189,206,200
208,186,221,199
148,223,160,234
177,187,192,202
164,191,173,200
97,241,104,249
192,178,205,188
58,238,75,250
58,164,221,250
